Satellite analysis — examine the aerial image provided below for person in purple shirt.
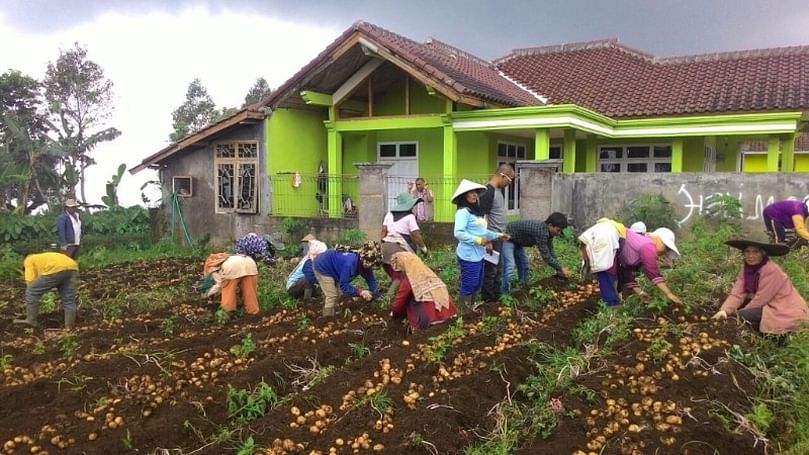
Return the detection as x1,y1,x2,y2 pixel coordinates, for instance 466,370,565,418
313,242,381,317
762,198,809,245
618,228,683,305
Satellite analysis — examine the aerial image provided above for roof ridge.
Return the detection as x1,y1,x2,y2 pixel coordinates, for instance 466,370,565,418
494,38,655,64
496,69,547,104
424,37,492,67
656,43,809,64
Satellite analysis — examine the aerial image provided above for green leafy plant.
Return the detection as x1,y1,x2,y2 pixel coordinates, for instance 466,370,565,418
747,402,774,434
348,342,370,361
58,333,78,358
648,336,672,361
235,435,256,455
226,380,278,423
336,228,367,247
296,314,311,331
620,193,676,230
121,429,133,450
159,317,176,336
704,193,743,222
230,333,256,358
0,353,12,370
527,287,556,309
32,340,46,355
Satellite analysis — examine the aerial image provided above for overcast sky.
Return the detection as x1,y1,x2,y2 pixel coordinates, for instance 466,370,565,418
2,0,808,207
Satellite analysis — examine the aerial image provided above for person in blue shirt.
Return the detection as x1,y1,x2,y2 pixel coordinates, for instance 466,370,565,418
286,240,327,299
313,241,381,317
452,179,509,313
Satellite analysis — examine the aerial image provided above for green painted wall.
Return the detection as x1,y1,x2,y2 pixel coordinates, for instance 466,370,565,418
715,137,742,172
796,154,809,171
575,139,588,172
371,77,447,116
409,79,445,114
682,137,704,172
266,108,328,216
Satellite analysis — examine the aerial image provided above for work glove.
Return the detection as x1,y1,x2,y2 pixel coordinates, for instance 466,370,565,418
711,310,728,320
360,290,374,302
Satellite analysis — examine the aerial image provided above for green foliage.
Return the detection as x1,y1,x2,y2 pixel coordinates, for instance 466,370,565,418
40,291,57,313
121,430,133,450
0,353,12,370
747,401,774,434
225,380,278,423
336,228,367,247
160,317,176,336
58,332,78,358
704,193,743,224
170,78,221,142
32,340,46,355
295,314,311,332
243,77,272,107
234,435,256,455
526,286,556,310
571,302,637,349
102,163,126,208
348,342,370,361
648,336,672,361
422,318,465,364
620,193,676,230
230,333,257,358
279,217,308,243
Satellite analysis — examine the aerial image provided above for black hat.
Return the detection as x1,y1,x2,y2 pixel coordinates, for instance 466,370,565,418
725,239,789,257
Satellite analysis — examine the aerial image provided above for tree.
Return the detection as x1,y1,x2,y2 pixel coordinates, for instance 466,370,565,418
0,70,62,213
243,77,272,106
43,43,121,205
170,78,219,142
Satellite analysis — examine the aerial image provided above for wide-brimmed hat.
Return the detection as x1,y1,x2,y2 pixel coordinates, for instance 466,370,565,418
725,239,789,257
629,221,647,234
301,233,316,242
357,241,382,268
651,228,680,260
391,192,422,212
451,179,486,204
307,240,327,259
64,198,79,207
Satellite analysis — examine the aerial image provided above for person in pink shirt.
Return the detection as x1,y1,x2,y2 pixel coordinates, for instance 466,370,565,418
712,239,809,334
617,228,683,305
408,178,434,222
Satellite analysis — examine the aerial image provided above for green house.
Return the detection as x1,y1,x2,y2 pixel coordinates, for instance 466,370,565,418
132,21,809,237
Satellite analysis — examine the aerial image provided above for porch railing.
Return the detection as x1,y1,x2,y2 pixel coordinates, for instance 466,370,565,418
270,173,359,218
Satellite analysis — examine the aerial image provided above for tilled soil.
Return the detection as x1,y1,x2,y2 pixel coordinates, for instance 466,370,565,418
0,258,765,455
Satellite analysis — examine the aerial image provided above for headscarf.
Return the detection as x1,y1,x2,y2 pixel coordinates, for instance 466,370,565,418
335,241,382,268
743,254,769,294
307,240,327,259
390,252,450,311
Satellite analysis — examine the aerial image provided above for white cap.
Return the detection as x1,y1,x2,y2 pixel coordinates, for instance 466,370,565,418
629,221,647,234
307,240,327,258
652,227,680,259
451,179,486,204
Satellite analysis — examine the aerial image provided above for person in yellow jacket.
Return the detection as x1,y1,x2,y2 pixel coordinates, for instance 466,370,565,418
13,251,79,329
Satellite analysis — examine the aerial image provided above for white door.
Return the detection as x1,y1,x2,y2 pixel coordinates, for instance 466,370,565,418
378,142,418,211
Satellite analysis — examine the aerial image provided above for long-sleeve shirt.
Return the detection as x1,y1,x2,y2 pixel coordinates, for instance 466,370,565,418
618,229,664,289
454,208,501,262
313,250,378,296
763,200,809,239
391,277,457,331
478,184,506,232
234,233,275,263
505,219,562,271
23,252,79,283
56,212,80,246
285,258,316,290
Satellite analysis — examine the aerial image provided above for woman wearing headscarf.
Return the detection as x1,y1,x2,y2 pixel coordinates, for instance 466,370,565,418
452,179,509,313
202,253,260,316
712,239,809,334
381,192,429,298
286,240,328,300
313,241,381,317
390,252,456,332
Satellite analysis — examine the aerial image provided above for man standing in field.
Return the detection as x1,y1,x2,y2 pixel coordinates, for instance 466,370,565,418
14,251,79,329
56,198,82,259
478,164,515,303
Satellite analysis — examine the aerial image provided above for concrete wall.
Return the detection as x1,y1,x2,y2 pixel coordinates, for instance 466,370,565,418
552,172,809,232
161,123,270,245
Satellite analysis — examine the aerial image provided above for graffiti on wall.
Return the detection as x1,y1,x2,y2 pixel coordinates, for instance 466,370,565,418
676,183,808,226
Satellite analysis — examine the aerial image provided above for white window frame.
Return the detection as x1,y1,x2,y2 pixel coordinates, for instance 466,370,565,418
172,176,193,197
496,141,526,214
598,143,672,173
214,141,259,214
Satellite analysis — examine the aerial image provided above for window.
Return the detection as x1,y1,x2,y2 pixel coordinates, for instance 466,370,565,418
215,141,258,213
549,145,562,160
172,176,193,197
378,142,418,159
497,141,526,212
598,144,672,173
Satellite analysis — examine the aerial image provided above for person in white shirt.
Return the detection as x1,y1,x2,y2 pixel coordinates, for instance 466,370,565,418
56,199,82,259
381,193,428,298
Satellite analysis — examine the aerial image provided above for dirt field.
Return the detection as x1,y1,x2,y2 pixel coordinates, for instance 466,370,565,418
0,256,767,454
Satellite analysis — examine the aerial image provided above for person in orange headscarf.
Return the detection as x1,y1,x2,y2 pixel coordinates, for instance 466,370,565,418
203,253,259,315
390,252,457,332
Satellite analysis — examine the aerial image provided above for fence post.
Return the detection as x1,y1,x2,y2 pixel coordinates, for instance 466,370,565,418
355,162,393,242
516,160,561,220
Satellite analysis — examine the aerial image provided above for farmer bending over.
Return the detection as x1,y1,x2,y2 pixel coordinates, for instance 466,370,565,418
501,213,572,295
762,198,809,246
313,242,381,317
14,251,79,330
390,252,456,332
712,238,809,334
286,240,327,300
203,253,259,317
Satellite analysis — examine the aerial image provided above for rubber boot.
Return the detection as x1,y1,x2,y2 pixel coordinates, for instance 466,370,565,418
13,303,39,327
64,308,77,330
456,295,472,315
303,286,313,301
322,305,336,318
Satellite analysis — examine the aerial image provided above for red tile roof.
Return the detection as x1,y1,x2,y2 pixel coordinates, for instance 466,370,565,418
495,39,809,118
